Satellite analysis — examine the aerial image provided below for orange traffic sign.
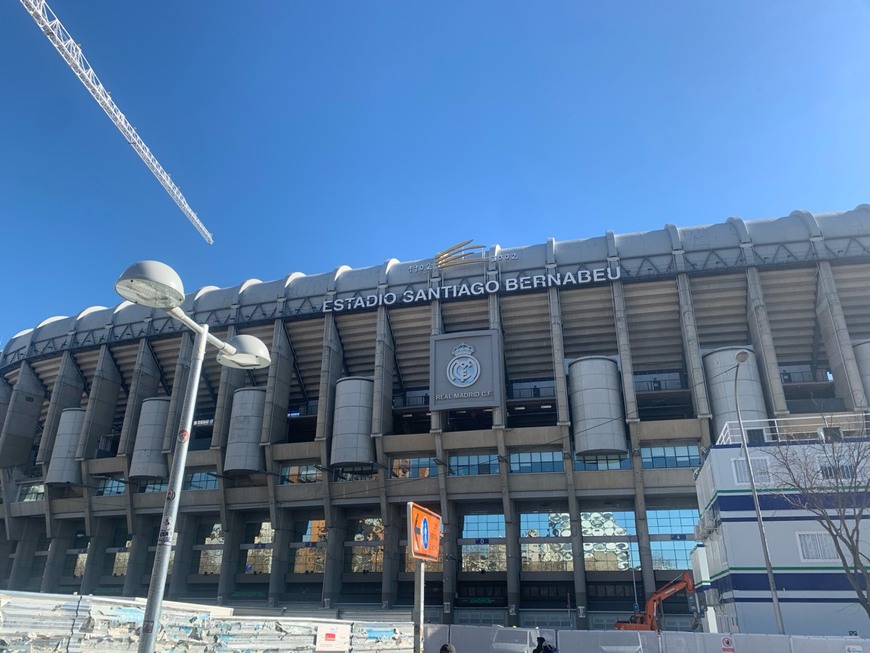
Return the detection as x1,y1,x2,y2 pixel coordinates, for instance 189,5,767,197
407,502,441,562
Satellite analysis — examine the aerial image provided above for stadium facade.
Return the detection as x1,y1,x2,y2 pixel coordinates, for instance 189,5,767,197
1,205,870,630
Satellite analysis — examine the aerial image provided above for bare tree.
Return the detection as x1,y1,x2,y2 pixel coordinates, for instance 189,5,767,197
764,430,870,619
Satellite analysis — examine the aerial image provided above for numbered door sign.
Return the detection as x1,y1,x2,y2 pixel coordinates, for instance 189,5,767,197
407,502,442,562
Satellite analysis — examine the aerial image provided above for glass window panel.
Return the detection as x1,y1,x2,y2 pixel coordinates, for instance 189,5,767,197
581,511,635,536
521,543,573,571
346,546,384,573
582,541,636,571
461,544,507,571
650,540,694,570
291,546,326,573
462,514,506,538
520,513,571,538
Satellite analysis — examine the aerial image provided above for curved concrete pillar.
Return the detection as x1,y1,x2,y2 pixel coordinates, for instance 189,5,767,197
703,347,767,440
129,397,170,479
224,387,266,473
568,357,627,453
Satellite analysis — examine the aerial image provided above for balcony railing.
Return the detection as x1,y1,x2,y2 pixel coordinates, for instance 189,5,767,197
508,385,556,400
634,373,687,393
717,413,868,445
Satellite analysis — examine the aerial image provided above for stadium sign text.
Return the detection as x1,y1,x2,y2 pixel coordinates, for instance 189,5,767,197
323,265,621,313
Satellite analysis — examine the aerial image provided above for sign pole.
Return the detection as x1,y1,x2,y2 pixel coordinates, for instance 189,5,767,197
414,560,425,653
407,502,442,653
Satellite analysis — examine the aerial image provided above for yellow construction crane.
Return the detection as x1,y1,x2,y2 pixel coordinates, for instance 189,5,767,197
19,0,214,244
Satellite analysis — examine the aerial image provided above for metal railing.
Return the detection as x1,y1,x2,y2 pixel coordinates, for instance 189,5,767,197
717,412,868,445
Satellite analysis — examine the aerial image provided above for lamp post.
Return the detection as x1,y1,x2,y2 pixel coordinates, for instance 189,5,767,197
733,349,785,635
115,261,271,653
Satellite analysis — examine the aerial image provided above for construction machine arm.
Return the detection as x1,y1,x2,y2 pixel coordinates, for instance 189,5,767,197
19,0,214,244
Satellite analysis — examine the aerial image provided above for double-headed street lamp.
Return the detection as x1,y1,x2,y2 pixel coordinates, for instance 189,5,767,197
733,349,785,635
115,261,271,653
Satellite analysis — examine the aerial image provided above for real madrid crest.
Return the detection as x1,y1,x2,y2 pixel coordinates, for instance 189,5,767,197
446,342,480,388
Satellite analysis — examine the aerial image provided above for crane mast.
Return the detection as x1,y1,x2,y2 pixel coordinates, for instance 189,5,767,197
19,0,214,244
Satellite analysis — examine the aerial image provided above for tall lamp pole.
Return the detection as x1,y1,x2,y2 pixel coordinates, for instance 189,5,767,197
733,350,785,635
115,261,271,653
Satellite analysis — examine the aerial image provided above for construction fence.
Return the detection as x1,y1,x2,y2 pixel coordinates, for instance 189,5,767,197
0,591,868,652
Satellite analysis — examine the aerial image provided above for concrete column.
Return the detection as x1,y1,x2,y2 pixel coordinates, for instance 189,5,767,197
676,275,712,432
8,519,42,590
315,313,345,447
488,268,507,430
80,518,113,594
630,423,656,600
504,499,521,626
36,352,85,466
261,320,294,445
77,345,123,461
167,514,197,600
0,380,11,446
816,261,868,411
118,339,161,456
0,361,46,468
547,286,571,426
745,268,789,417
316,311,345,607
441,500,459,624
429,287,454,622
611,282,639,425
41,520,76,593
162,333,194,452
381,503,400,609
430,289,445,434
217,512,243,604
0,534,16,589
563,447,588,630
212,327,246,450
321,505,346,606
372,306,396,439
123,517,152,597
268,513,292,606
374,305,399,609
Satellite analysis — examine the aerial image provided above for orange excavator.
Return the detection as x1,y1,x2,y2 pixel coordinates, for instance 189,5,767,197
615,571,695,632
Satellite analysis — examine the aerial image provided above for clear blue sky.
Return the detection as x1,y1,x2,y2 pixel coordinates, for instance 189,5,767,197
1,1,868,344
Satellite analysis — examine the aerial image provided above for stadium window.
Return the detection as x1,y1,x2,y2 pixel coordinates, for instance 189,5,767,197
391,456,438,478
138,479,168,494
509,451,564,473
641,445,700,469
95,477,126,496
183,471,219,491
17,483,45,502
575,454,631,471
449,454,499,476
279,463,322,484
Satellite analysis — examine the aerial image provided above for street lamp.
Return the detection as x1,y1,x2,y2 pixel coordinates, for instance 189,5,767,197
115,261,271,653
733,349,785,635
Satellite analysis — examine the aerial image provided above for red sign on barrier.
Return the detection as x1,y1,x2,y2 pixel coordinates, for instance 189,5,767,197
407,502,442,562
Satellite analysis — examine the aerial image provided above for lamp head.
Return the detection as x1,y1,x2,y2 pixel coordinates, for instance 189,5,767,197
115,261,185,309
217,334,271,369
735,350,750,364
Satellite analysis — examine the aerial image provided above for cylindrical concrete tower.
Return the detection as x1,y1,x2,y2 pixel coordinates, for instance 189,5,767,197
568,357,627,454
330,377,375,467
45,408,85,486
224,387,266,474
129,397,170,479
703,347,768,442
